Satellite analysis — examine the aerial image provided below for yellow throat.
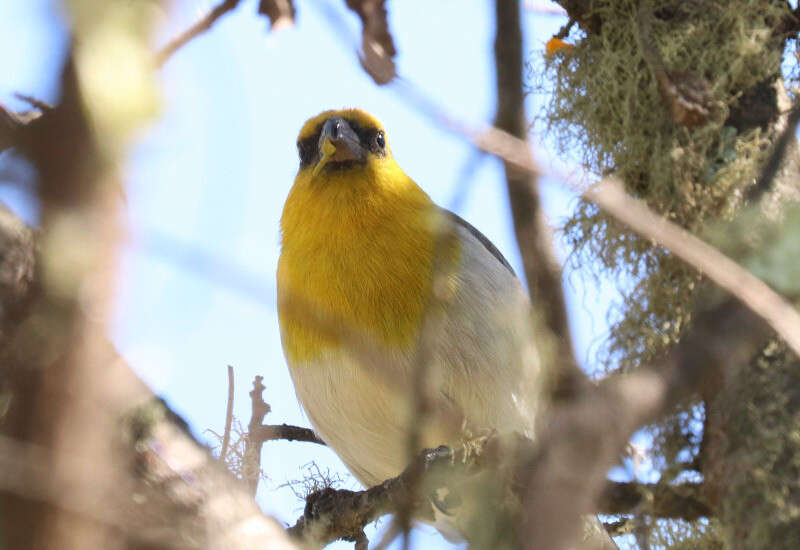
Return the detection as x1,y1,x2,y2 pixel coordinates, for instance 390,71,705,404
278,109,441,363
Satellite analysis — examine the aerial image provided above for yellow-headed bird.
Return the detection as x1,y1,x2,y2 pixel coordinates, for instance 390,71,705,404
278,109,615,549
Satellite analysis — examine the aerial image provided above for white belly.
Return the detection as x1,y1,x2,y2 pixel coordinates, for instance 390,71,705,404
287,347,460,486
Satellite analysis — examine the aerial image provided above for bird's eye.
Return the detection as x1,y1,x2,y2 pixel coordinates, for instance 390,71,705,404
374,131,386,152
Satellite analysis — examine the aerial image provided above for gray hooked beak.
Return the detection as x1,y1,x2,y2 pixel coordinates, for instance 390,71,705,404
313,117,365,176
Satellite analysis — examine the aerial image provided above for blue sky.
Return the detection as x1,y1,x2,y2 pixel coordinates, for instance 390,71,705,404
0,1,638,548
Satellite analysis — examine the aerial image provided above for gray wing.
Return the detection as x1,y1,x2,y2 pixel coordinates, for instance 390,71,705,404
442,209,515,276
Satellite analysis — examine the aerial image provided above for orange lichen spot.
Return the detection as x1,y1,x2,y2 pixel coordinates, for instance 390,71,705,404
545,37,572,57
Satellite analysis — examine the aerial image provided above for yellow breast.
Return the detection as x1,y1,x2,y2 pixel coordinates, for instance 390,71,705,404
277,158,439,363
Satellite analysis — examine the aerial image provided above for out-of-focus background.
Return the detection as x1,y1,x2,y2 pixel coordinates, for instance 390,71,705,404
0,1,642,547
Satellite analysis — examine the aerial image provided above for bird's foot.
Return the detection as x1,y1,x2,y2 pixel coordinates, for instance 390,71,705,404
421,444,454,470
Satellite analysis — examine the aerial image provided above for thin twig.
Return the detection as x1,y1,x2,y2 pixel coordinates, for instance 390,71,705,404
220,365,235,460
584,178,800,357
372,520,402,550
554,18,575,40
13,93,53,113
243,376,271,496
155,0,241,67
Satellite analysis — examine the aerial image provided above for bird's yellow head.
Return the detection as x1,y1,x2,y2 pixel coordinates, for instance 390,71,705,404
295,108,392,182
282,108,432,251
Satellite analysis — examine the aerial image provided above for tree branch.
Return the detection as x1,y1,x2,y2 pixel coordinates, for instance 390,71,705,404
286,436,708,548
288,441,487,546
494,0,585,400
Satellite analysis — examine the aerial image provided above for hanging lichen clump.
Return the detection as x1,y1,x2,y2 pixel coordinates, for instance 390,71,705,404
536,0,792,368
532,2,799,547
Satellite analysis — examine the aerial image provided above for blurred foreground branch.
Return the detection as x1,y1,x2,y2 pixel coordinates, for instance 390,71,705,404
0,27,297,549
494,0,586,404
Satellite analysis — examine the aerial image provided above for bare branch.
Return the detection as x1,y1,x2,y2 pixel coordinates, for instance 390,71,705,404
287,442,479,546
493,0,589,406
352,530,368,550
155,0,242,67
394,223,465,548
221,365,236,460
0,143,296,550
287,434,708,548
244,376,271,496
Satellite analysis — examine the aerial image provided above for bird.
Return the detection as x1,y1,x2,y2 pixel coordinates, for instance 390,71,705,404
277,108,616,549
